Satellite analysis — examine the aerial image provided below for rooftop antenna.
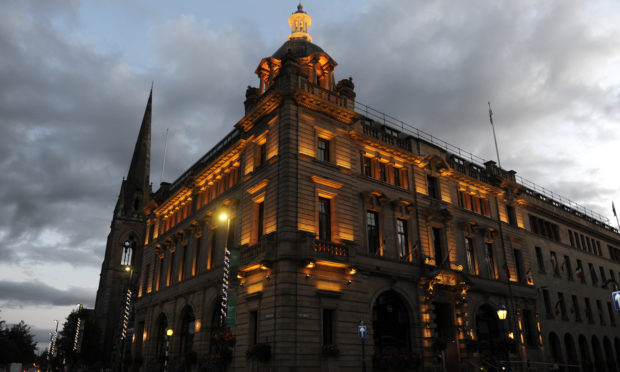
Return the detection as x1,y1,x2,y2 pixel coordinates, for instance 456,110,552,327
488,101,502,168
160,128,169,184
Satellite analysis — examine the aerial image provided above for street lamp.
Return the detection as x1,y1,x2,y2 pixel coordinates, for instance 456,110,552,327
164,329,173,372
497,303,508,320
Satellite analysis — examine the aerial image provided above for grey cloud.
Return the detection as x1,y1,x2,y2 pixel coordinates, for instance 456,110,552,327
0,280,94,307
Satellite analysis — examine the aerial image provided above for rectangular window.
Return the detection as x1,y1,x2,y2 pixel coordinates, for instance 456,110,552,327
485,243,496,279
513,249,524,282
558,292,567,320
506,205,517,226
596,300,605,325
580,235,587,252
142,264,150,295
396,219,409,260
465,237,477,275
572,295,581,322
560,255,571,280
393,166,401,187
550,251,559,277
318,197,331,241
378,162,387,182
589,263,598,285
596,241,602,256
166,250,175,287
257,143,266,166
586,237,592,252
528,215,560,242
569,230,575,247
585,298,593,323
322,309,334,346
193,236,201,276
155,255,163,291
208,230,216,270
178,244,187,282
576,259,585,283
522,309,536,346
257,201,265,240
249,310,258,346
543,289,553,318
575,233,582,249
362,156,372,177
535,247,545,273
607,302,616,326
367,210,380,255
599,266,607,284
432,227,444,265
427,175,439,199
317,137,330,162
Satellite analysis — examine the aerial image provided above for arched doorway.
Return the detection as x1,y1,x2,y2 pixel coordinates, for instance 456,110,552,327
179,305,195,356
549,333,564,368
603,337,617,372
615,338,620,370
372,291,413,370
564,333,579,372
592,336,605,371
155,313,168,363
578,335,593,372
475,304,500,350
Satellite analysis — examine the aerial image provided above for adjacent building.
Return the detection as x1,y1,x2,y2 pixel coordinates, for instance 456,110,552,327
95,5,620,372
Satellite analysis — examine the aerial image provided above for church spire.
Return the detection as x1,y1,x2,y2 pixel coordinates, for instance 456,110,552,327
288,3,312,42
121,88,152,214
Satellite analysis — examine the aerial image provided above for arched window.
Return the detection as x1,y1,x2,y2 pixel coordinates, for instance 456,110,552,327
180,306,195,355
564,333,578,372
372,290,411,356
578,335,593,372
549,332,564,366
592,336,605,371
603,337,616,372
121,239,135,267
155,313,168,362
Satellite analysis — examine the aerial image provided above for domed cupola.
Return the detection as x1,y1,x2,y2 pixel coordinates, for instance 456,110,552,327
254,4,338,94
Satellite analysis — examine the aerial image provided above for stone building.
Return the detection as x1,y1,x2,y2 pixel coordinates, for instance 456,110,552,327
95,5,620,372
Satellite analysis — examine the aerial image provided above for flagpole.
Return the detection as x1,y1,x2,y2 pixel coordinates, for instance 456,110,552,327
488,102,502,168
613,202,620,231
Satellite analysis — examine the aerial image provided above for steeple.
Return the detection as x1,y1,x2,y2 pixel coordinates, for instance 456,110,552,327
119,88,152,215
288,3,312,42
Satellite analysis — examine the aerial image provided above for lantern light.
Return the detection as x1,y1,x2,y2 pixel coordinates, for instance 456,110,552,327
166,329,174,337
497,304,508,320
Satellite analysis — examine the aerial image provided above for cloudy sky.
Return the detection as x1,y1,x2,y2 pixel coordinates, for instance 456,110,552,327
1,0,620,350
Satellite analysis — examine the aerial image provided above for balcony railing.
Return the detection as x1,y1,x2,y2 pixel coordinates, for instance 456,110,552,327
240,241,266,266
314,240,348,258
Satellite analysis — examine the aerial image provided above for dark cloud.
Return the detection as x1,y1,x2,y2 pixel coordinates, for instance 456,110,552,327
0,280,94,307
1,0,620,328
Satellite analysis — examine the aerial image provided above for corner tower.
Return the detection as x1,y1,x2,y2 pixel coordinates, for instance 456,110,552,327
94,89,152,365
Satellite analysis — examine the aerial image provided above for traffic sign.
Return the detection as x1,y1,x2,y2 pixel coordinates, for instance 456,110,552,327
613,291,620,310
358,325,367,338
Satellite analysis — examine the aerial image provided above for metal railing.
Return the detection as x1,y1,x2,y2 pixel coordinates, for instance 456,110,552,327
353,99,612,226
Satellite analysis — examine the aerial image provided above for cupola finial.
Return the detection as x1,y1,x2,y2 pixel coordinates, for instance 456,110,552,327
288,3,312,42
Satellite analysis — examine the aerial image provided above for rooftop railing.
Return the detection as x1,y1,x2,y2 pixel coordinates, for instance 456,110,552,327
353,99,612,226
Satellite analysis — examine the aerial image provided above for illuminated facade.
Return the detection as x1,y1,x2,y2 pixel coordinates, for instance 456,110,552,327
96,4,620,372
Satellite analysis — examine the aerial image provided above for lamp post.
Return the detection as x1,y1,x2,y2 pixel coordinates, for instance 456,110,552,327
164,328,173,372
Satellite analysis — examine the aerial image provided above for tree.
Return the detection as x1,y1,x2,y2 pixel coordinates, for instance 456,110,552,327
0,319,37,364
56,308,101,369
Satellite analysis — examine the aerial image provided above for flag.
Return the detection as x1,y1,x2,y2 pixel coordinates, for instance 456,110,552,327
614,202,617,217
412,240,419,262
575,266,584,279
526,269,532,284
550,255,558,274
554,300,561,316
